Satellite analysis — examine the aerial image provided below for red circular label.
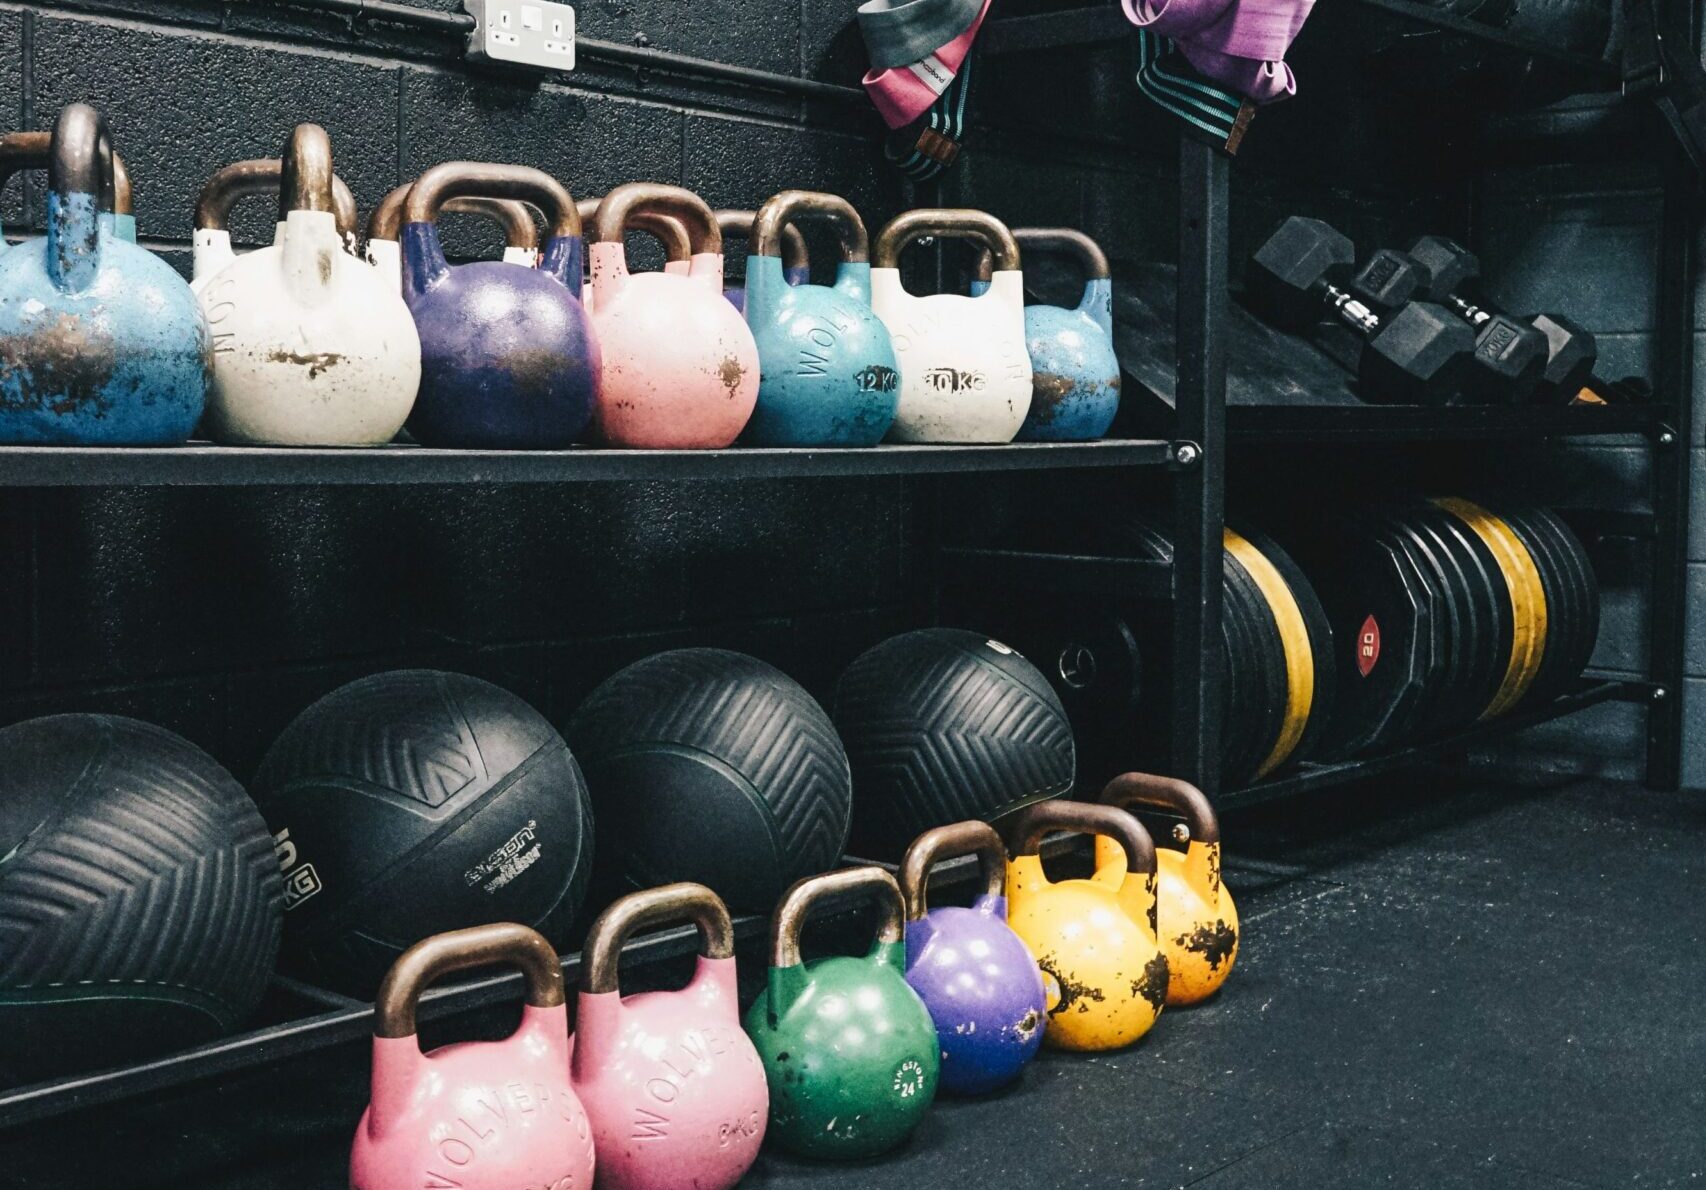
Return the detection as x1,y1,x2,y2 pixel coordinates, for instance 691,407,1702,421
1355,614,1380,677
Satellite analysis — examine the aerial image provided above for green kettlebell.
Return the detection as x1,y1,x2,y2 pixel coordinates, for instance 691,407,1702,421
744,866,939,1160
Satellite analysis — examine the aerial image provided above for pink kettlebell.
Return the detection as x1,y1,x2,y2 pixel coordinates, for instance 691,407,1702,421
575,198,693,312
588,184,760,448
569,883,767,1190
351,923,596,1190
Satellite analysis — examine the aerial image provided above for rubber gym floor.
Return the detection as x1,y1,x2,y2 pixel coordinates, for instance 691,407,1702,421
7,767,1700,1189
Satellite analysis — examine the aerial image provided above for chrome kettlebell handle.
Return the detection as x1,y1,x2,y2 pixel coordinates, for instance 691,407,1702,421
580,196,692,262
873,208,1020,272
1004,800,1158,876
594,183,719,255
373,922,565,1039
580,882,735,996
974,226,1109,285
727,203,817,267
1098,771,1219,846
404,161,581,242
771,866,904,968
196,158,358,237
899,820,1007,921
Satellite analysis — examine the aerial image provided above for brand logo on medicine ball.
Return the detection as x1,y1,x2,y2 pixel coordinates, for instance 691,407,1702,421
853,364,898,392
1356,615,1381,677
922,367,986,393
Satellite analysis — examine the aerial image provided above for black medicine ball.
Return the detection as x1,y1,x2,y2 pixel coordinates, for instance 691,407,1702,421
251,670,594,995
568,648,851,912
834,629,1075,861
0,715,282,1083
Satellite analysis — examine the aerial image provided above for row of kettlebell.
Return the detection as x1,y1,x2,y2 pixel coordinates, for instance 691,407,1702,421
0,104,1120,450
351,774,1237,1190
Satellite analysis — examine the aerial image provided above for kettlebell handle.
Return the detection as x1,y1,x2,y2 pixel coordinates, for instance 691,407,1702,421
772,866,905,968
594,183,719,255
872,208,1020,272
1004,800,1157,876
973,227,1109,284
373,922,565,1040
723,205,815,267
49,104,115,212
580,882,735,995
899,820,1007,921
403,161,581,241
1098,772,1219,846
579,197,692,262
196,158,358,237
277,123,336,221
373,185,541,251
0,131,131,216
749,196,853,264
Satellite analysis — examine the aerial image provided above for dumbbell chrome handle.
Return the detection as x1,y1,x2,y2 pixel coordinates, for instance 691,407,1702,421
1323,284,1380,335
1444,293,1492,330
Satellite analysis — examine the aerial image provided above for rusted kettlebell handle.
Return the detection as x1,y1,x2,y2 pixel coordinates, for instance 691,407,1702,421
375,184,541,251
404,161,580,241
0,130,131,217
1098,772,1219,846
196,158,358,237
772,866,904,968
717,207,809,270
580,882,735,996
1004,800,1157,876
873,208,1020,272
374,922,565,1040
50,104,115,212
579,196,692,262
899,820,1006,921
974,227,1109,284
278,123,336,219
595,183,719,255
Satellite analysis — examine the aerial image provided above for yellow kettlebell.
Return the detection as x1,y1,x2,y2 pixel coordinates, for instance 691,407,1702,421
1003,800,1167,1052
1097,772,1239,1006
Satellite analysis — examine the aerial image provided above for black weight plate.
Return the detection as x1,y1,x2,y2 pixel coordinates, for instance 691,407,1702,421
1287,513,1434,760
1405,502,1496,737
1538,507,1600,683
1496,503,1572,708
1224,544,1291,785
1419,501,1510,730
1385,509,1468,741
1362,515,1447,751
1218,549,1272,787
1235,525,1336,768
1514,504,1597,703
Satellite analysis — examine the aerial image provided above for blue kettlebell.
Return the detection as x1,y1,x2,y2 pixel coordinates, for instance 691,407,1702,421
716,208,809,314
971,227,1120,441
0,132,136,252
402,161,599,448
0,104,207,445
900,820,1047,1096
741,190,899,446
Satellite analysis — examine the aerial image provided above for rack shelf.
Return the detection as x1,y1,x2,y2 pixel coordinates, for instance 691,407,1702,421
0,440,1180,488
1226,403,1664,443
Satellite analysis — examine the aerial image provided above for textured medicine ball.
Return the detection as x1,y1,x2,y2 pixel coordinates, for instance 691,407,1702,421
835,629,1076,861
0,715,282,1084
251,670,594,995
568,648,852,912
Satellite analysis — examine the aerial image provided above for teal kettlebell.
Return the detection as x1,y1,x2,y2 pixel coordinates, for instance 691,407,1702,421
0,132,135,250
971,227,1120,441
715,208,808,314
741,190,899,446
0,105,208,444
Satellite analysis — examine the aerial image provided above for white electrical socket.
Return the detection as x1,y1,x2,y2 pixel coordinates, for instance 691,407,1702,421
464,0,576,71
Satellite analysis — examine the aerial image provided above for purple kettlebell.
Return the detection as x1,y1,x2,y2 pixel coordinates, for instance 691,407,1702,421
901,820,1048,1095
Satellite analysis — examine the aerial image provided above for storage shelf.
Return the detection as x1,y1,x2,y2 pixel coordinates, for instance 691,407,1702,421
1351,0,1619,78
1226,403,1662,443
1217,679,1643,811
0,439,1177,487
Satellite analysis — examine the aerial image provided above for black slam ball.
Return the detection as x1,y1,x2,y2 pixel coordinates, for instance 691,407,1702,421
251,670,594,995
834,629,1076,861
568,649,852,912
0,715,283,1083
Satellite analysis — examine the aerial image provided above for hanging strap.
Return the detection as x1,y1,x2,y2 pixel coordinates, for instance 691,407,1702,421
1134,29,1257,155
885,45,980,180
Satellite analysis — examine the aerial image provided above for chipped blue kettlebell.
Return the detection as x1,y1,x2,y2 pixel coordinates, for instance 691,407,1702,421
716,208,808,314
971,227,1120,441
401,161,599,448
741,191,899,446
0,105,208,444
0,132,135,254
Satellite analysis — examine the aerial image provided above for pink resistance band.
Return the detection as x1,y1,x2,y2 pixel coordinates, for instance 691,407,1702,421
1121,0,1314,103
864,0,993,130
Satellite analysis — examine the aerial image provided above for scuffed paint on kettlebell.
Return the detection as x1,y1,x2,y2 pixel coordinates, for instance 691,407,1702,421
0,132,136,252
0,104,208,445
192,158,359,294
574,197,693,313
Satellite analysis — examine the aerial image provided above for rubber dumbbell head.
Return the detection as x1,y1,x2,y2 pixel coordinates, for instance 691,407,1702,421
1363,302,1475,405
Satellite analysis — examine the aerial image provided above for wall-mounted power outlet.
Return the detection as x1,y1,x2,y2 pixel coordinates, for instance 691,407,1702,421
463,0,576,71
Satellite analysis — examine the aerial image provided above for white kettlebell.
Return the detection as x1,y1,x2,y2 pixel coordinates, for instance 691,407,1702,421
368,183,541,289
870,208,1033,443
192,156,360,294
195,124,420,446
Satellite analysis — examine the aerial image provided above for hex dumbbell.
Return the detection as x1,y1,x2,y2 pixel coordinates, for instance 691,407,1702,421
1350,247,1548,402
1247,217,1475,406
1406,235,1598,404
